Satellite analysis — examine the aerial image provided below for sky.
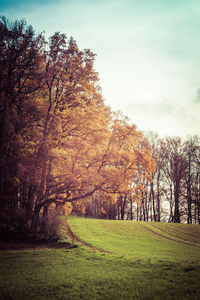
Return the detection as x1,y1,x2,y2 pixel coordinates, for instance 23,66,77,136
1,0,200,138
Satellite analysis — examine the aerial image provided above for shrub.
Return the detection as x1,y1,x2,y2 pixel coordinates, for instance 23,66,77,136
43,210,67,241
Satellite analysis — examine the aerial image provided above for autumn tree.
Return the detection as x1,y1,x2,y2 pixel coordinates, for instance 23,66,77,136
28,32,112,233
0,17,112,235
0,17,44,234
77,115,155,220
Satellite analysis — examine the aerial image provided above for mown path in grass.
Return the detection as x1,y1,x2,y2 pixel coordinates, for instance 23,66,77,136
138,223,199,247
68,217,200,262
140,222,200,247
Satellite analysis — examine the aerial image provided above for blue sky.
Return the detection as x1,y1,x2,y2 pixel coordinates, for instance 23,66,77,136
1,0,200,138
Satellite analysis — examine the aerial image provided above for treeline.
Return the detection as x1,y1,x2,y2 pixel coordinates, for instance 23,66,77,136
78,134,200,224
0,17,154,238
144,134,200,224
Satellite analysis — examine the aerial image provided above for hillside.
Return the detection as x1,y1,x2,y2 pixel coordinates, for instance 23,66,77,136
68,217,200,262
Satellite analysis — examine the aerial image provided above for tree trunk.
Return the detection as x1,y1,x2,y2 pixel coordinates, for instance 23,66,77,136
31,204,42,234
174,183,180,223
151,182,156,221
186,155,192,224
130,198,133,220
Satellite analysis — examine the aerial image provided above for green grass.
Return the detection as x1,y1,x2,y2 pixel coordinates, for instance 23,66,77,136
0,217,200,299
68,217,200,262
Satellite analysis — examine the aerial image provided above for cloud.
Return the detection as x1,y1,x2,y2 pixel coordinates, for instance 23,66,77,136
122,96,200,138
1,0,200,138
194,88,200,103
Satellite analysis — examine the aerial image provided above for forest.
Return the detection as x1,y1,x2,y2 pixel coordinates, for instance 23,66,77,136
0,17,200,240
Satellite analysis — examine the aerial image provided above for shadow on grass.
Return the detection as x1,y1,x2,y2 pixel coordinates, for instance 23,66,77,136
0,239,78,250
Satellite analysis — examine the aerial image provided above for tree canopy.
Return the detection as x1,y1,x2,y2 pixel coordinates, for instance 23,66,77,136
0,17,155,237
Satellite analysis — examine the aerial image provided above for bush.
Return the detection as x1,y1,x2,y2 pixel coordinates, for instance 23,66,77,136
43,209,67,241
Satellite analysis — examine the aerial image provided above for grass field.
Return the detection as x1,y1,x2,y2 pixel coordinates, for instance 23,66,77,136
68,218,200,261
0,217,200,299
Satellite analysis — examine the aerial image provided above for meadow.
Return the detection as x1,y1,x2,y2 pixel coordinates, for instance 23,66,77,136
0,217,200,299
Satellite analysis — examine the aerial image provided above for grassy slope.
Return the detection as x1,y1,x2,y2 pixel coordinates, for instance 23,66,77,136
0,218,200,300
68,217,200,262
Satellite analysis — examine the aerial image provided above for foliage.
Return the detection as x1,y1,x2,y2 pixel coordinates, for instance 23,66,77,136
42,210,67,241
0,17,154,236
1,16,199,239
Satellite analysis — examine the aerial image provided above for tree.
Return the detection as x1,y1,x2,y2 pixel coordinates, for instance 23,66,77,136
77,115,155,220
0,17,44,234
0,17,156,237
29,32,111,233
0,18,111,235
183,136,200,224
144,134,200,224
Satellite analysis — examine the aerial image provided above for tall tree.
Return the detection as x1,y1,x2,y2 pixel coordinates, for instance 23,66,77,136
30,32,110,232
0,17,44,233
